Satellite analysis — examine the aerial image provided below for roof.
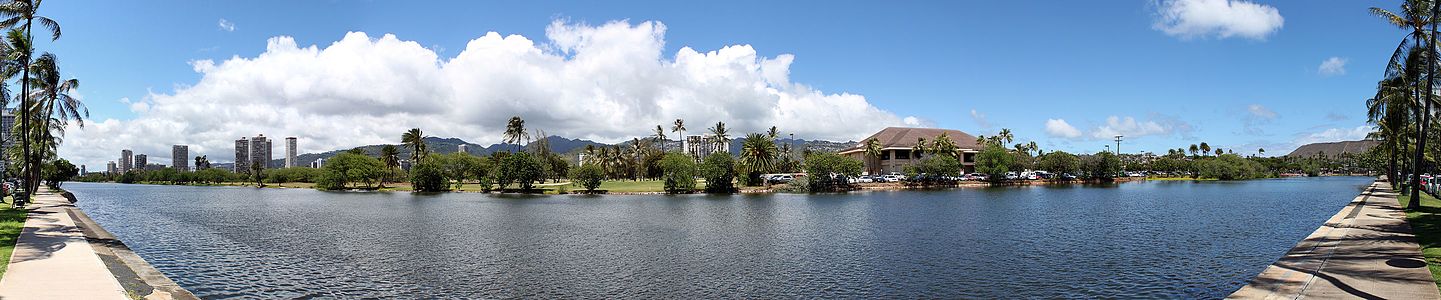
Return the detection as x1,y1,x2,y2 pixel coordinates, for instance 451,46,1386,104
838,127,981,154
1286,140,1381,158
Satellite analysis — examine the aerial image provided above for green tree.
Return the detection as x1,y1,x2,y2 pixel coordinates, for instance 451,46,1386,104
497,151,543,191
0,0,60,195
863,138,883,175
974,143,1013,181
380,144,400,182
1372,0,1439,208
699,152,736,193
1037,151,1081,175
410,156,448,192
402,128,427,162
1085,151,1122,180
804,152,863,192
316,152,387,190
568,163,605,193
659,152,697,194
41,158,74,188
504,116,528,152
738,133,778,186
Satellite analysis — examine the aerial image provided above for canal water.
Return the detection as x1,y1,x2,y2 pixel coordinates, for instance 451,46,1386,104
68,176,1373,298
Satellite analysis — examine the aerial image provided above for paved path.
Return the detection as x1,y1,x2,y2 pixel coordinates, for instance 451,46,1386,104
0,187,128,299
1230,181,1441,299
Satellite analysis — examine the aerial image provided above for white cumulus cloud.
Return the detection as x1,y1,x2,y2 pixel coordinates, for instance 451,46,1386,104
1294,126,1371,145
1153,0,1284,40
1318,57,1346,76
59,20,920,168
1090,115,1192,139
1044,119,1082,139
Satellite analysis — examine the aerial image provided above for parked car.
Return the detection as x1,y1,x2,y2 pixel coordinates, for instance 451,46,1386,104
1060,173,1078,180
881,174,904,182
771,174,795,183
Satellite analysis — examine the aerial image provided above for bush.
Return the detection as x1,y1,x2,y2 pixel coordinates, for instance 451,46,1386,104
497,152,544,191
804,152,863,192
43,159,78,188
411,156,449,192
975,144,1014,181
699,152,737,193
1197,154,1271,180
568,164,605,193
659,153,697,194
903,155,962,185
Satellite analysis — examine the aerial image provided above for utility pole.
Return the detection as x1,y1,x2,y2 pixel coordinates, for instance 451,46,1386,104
1115,135,1124,172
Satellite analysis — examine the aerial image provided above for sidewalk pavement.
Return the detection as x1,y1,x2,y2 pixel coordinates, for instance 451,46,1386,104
0,187,128,299
1230,181,1441,299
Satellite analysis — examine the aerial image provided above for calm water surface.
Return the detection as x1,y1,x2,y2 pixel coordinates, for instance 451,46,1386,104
68,176,1373,299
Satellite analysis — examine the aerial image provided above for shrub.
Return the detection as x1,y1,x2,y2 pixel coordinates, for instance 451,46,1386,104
1084,151,1122,180
316,153,387,190
1197,154,1271,180
699,152,737,193
660,152,697,194
1037,151,1080,176
975,144,1014,181
568,164,605,193
903,155,962,185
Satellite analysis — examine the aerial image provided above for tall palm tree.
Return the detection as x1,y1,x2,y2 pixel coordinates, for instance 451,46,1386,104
402,128,427,162
504,116,527,152
0,0,57,195
1258,148,1266,156
998,128,1014,145
1199,142,1211,156
1189,144,1199,157
863,138,883,175
1373,0,1438,198
27,52,83,164
653,125,666,152
739,132,778,183
380,144,400,182
767,126,779,139
708,121,729,150
672,118,686,153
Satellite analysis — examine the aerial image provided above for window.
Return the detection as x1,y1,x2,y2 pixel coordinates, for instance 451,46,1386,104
896,151,910,160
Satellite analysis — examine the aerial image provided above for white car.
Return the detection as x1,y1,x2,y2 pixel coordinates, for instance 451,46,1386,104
881,174,904,182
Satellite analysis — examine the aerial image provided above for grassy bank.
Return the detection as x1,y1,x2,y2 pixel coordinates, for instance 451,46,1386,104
1146,177,1218,181
0,197,28,277
1403,191,1441,289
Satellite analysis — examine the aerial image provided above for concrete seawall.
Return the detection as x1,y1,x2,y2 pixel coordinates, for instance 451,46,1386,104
1229,180,1441,299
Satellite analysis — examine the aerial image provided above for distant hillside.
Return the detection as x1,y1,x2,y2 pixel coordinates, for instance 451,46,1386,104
1286,140,1380,158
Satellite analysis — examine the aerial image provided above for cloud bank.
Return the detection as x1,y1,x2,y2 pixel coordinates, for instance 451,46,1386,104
1153,0,1283,40
60,20,922,167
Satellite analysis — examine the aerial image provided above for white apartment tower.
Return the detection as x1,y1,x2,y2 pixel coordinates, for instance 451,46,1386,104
285,137,297,168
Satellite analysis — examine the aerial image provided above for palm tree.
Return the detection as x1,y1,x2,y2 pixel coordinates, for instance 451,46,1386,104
1373,0,1440,207
504,116,527,152
402,128,427,162
27,52,84,166
912,137,927,159
1258,148,1266,156
380,144,400,182
931,133,958,159
0,0,59,195
864,138,883,175
998,128,1014,145
653,125,667,152
672,118,686,153
708,121,729,150
1199,142,1211,156
739,132,778,184
1188,144,1198,157
767,126,779,139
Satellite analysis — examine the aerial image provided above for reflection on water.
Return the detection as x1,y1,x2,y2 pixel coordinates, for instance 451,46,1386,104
69,176,1372,298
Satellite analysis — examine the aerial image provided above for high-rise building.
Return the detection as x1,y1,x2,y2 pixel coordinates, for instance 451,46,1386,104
106,161,116,174
285,137,297,168
310,157,325,168
172,145,189,171
250,134,272,171
458,144,468,154
134,154,148,169
80,165,86,175
234,137,250,172
119,149,133,173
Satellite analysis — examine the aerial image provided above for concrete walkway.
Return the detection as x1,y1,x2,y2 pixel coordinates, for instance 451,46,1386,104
1230,181,1441,299
0,187,128,299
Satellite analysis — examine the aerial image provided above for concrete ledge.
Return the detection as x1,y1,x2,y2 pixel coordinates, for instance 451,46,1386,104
65,194,198,300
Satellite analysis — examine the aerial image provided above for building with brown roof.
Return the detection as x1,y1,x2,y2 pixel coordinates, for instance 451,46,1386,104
837,127,982,174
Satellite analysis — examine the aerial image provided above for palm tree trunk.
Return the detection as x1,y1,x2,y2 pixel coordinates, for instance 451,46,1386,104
19,24,32,196
1415,4,1440,209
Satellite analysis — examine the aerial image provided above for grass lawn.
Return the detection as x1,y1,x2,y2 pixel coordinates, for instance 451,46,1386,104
597,180,667,193
0,196,27,277
1403,191,1441,289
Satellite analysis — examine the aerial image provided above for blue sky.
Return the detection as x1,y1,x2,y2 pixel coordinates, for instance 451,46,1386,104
42,0,1407,167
